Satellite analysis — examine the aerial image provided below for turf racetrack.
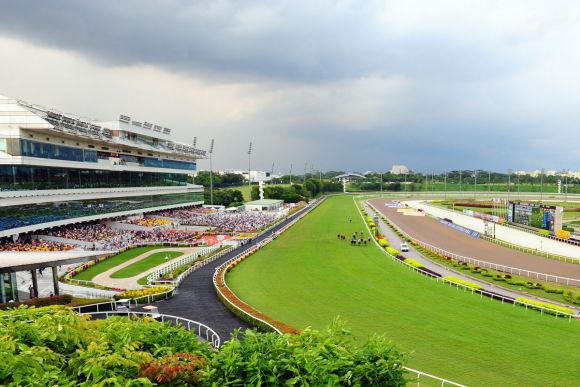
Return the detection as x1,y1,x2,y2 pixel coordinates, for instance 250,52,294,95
369,198,580,282
227,195,580,386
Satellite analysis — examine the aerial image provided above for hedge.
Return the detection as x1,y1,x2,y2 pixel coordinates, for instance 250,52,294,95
403,258,424,268
386,247,400,256
0,294,73,310
443,276,483,290
515,297,573,315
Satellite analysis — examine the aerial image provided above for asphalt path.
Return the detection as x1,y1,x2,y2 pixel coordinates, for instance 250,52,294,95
156,202,319,342
369,198,580,283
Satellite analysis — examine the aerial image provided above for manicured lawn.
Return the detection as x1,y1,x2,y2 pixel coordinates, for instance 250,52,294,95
110,251,184,278
72,246,167,281
227,195,580,386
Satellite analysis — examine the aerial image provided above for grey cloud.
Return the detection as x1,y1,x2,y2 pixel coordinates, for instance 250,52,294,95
0,0,523,83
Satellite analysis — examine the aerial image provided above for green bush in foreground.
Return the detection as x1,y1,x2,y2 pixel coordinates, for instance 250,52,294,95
386,246,400,256
0,307,408,386
443,276,483,290
208,320,407,386
515,297,574,315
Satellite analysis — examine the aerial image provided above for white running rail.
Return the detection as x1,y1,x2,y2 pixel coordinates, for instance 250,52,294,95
369,204,580,287
362,201,577,319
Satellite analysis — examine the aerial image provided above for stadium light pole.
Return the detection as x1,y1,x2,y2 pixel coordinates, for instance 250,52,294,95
540,168,545,202
425,173,428,197
488,170,491,194
247,142,252,189
303,162,307,184
459,170,462,193
209,139,215,205
565,171,569,202
289,163,293,184
380,172,383,194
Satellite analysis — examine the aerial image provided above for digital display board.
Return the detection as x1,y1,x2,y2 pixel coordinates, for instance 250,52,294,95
507,202,561,233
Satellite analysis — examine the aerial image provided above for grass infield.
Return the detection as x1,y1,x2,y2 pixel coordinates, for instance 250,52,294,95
110,251,184,279
227,195,580,386
72,246,167,281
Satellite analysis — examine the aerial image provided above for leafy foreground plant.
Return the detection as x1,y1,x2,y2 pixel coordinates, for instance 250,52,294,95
206,319,408,386
0,308,407,386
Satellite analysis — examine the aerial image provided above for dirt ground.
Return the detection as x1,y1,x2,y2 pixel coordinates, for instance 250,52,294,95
370,198,580,282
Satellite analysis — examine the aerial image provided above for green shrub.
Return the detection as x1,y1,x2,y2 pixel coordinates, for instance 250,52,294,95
563,290,580,305
493,275,506,282
544,287,564,294
206,320,408,386
378,239,389,247
482,272,493,277
538,229,550,236
506,279,527,287
443,276,483,290
515,297,573,315
386,247,400,256
404,258,424,268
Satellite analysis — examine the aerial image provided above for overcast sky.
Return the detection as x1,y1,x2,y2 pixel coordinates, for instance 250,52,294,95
1,1,579,173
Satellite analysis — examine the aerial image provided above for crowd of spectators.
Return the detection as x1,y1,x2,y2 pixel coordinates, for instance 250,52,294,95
0,240,73,252
127,217,173,228
48,223,121,243
154,207,281,232
41,222,197,250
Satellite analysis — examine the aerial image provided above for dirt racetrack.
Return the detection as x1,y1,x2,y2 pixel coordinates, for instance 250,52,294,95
370,199,580,283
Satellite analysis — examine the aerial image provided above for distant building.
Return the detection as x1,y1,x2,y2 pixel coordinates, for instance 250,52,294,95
220,170,271,183
391,164,410,175
244,199,283,211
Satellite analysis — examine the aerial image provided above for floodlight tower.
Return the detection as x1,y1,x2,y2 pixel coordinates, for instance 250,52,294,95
209,139,215,205
247,141,253,188
289,163,293,184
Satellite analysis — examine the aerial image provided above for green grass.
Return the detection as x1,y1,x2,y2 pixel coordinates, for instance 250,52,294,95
72,246,167,281
110,251,184,278
227,195,580,386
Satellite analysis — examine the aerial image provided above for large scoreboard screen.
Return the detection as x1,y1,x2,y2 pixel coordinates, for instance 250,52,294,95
507,202,561,233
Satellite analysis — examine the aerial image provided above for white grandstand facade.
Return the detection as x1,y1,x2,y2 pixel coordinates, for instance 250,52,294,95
0,94,207,301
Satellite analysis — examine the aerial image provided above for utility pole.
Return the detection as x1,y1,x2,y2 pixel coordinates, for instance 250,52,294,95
209,139,215,205
444,171,447,199
303,162,307,184
488,170,491,194
460,170,462,193
247,142,252,189
474,169,477,199
289,163,293,184
270,162,275,185
380,172,383,194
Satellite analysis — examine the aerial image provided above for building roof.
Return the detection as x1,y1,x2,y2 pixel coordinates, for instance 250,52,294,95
245,199,283,205
0,250,115,273
334,173,366,179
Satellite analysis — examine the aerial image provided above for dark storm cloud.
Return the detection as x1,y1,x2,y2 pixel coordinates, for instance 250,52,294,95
0,0,517,83
1,1,579,172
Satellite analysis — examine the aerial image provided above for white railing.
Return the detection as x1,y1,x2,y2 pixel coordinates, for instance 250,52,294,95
360,201,577,320
78,310,220,348
368,204,580,287
429,203,580,263
148,246,234,286
480,234,580,264
404,367,466,387
145,245,221,284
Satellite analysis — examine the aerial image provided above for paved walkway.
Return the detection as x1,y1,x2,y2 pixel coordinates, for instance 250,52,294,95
363,202,580,315
93,247,200,290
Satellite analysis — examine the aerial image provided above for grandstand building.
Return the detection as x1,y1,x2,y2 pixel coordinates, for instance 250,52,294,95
0,94,207,301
